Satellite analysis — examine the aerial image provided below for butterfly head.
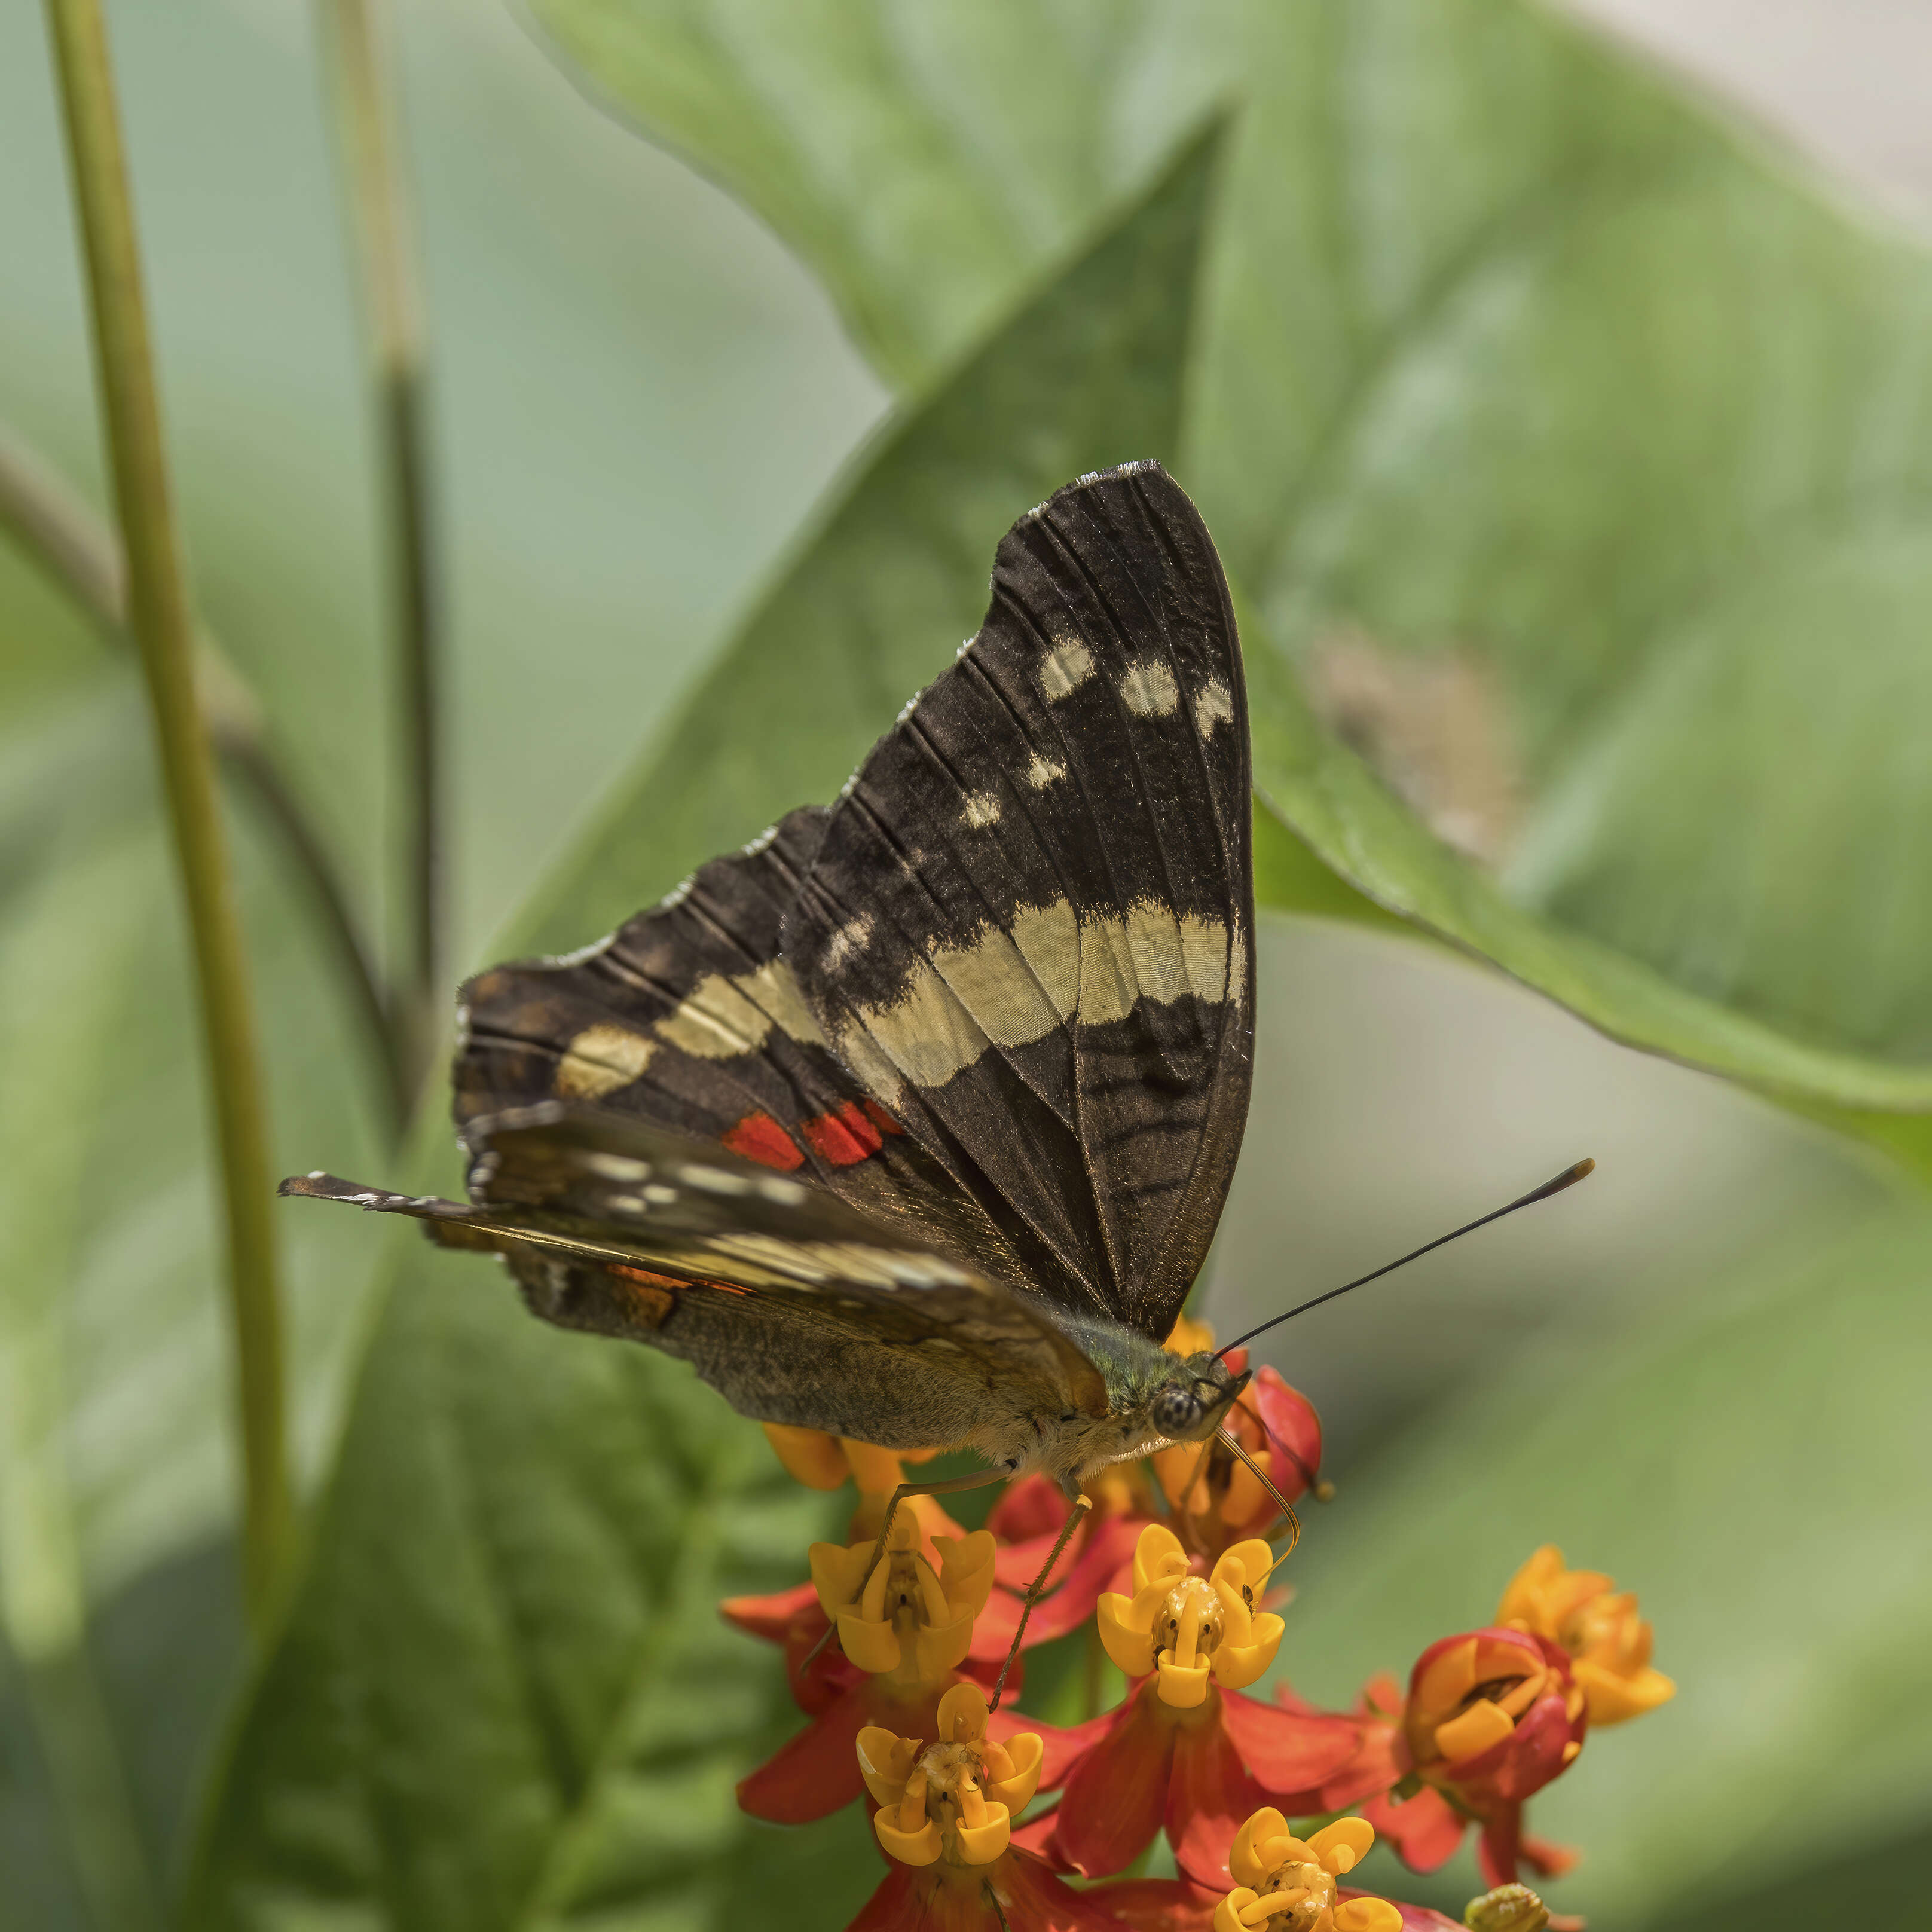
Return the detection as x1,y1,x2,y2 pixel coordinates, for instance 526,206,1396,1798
1150,1350,1251,1445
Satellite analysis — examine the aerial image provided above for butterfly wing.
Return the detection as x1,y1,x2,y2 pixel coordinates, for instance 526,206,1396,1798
454,805,1034,1294
285,1102,1105,1447
781,462,1255,1340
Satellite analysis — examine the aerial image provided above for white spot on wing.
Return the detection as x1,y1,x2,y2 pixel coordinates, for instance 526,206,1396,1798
1195,676,1234,738
961,791,1001,829
554,1023,656,1099
1038,640,1095,701
1025,754,1065,791
583,1152,652,1183
678,1164,751,1197
1119,661,1179,717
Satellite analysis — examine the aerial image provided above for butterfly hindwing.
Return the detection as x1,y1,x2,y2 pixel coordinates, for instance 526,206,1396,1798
284,1103,1106,1444
781,463,1255,1340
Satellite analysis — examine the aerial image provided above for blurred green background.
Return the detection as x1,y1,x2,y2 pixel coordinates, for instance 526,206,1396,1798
3,2,1930,1927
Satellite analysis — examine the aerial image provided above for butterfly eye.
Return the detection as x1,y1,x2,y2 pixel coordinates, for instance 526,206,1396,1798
1151,1384,1202,1438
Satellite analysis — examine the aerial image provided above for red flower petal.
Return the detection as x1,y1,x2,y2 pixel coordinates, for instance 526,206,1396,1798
720,1578,820,1644
1088,1877,1219,1931
1218,1689,1363,1802
999,1850,1139,1932
736,1680,876,1823
845,1862,922,1932
990,1474,1077,1545
1521,1832,1581,1880
1167,1704,1271,1888
991,1515,1144,1642
1362,1783,1469,1873
1048,1682,1175,1878
1247,1368,1323,1500
997,1705,1118,1793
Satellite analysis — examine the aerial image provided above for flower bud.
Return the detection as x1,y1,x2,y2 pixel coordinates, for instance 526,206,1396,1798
1464,1883,1551,1930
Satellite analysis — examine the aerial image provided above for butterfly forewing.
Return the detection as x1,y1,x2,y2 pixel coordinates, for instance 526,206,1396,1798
453,803,1030,1292
782,463,1255,1340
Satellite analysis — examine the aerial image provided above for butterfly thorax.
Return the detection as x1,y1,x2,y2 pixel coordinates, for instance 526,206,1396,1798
970,1321,1250,1497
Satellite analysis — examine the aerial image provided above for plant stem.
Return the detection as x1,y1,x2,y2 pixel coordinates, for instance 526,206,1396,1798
0,423,409,1133
44,0,292,1628
316,0,444,1098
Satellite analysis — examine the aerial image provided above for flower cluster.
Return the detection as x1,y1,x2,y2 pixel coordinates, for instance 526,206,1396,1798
726,1322,1673,1930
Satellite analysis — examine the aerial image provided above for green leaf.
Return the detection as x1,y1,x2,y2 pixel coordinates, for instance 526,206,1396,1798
519,116,1218,952
1245,641,1932,1112
1262,1205,1932,1928
534,0,1932,1120
184,128,1219,1928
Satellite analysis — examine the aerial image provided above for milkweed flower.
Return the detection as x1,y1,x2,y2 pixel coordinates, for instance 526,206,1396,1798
1212,1811,1403,1932
738,1517,1057,1823
1496,1546,1674,1727
1095,1524,1285,1704
848,1683,1171,1932
1362,1627,1586,1891
1046,1526,1365,1886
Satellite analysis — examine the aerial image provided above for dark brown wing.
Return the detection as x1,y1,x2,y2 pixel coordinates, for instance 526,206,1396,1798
283,1103,1106,1444
782,463,1255,1338
453,806,1034,1294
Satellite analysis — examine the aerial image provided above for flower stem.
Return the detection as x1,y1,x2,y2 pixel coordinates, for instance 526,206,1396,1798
316,0,444,1096
0,420,409,1135
43,0,292,1628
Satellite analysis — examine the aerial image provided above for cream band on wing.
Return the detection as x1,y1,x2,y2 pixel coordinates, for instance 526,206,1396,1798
834,896,1243,1099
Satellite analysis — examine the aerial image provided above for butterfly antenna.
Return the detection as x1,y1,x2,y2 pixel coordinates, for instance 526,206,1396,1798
1215,1159,1596,1360
1216,1427,1300,1556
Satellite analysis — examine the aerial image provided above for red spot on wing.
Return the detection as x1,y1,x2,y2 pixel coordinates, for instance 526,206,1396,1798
858,1099,904,1137
722,1112,805,1171
800,1100,885,1166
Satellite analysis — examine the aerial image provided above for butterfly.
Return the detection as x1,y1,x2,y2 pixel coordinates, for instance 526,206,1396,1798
284,460,1274,1602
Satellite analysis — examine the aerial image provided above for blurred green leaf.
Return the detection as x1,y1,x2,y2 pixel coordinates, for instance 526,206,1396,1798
535,0,1932,1116
519,115,1219,950
1245,643,1932,1112
1263,1205,1932,1929
0,680,386,1927
184,126,1219,1928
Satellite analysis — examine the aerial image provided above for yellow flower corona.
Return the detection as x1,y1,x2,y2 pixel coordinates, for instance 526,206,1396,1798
1214,1808,1403,1932
810,1517,997,1688
1096,1522,1284,1706
858,1682,1043,1869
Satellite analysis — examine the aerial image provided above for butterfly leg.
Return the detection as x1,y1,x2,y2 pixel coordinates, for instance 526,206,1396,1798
988,1491,1090,1713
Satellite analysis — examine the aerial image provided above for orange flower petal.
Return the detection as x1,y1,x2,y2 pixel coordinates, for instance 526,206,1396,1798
1575,1659,1677,1725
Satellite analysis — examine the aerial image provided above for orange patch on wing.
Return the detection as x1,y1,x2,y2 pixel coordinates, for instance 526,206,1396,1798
609,1265,678,1328
722,1111,805,1171
859,1098,904,1136
801,1100,885,1166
